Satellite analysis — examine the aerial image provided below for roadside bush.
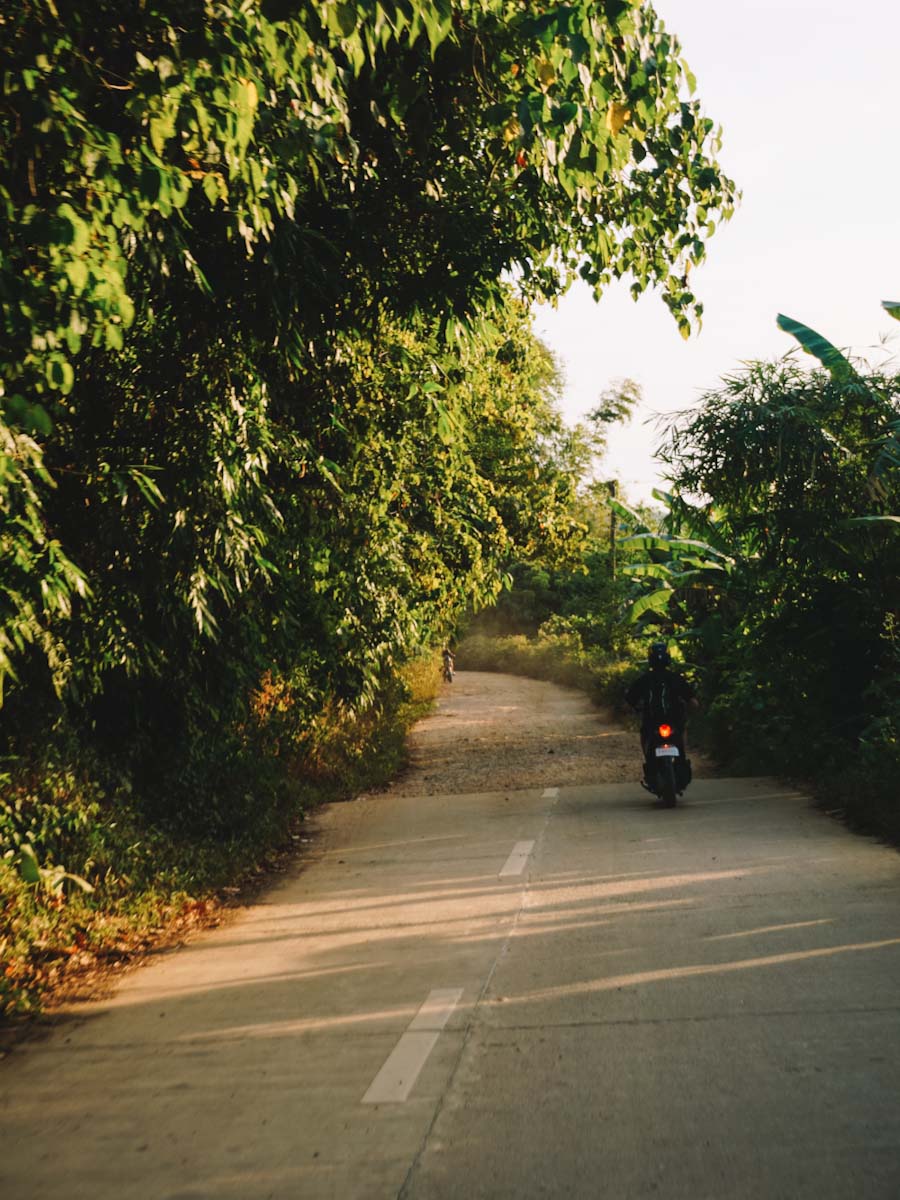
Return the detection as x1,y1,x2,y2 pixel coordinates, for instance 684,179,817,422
457,623,637,712
0,655,442,1019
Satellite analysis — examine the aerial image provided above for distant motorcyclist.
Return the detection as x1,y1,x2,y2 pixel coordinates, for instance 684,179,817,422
441,646,455,682
626,643,697,785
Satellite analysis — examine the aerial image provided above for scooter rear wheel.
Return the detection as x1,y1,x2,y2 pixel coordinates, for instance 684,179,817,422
660,760,677,808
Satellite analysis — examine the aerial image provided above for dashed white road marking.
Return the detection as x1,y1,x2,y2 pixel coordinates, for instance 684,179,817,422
362,988,463,1104
500,840,536,878
542,787,559,799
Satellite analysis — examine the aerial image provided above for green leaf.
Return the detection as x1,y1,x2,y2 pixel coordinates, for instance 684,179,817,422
65,258,89,291
335,2,357,36
623,563,674,580
45,356,75,394
149,112,177,156
617,534,731,561
235,78,259,151
841,515,900,528
434,400,455,445
776,313,853,381
609,498,649,531
202,172,223,206
881,300,900,323
22,402,53,437
127,466,165,508
17,843,41,885
140,165,163,203
558,168,577,202
628,587,673,622
56,203,90,255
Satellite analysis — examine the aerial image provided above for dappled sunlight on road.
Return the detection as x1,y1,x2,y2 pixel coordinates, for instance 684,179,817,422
525,866,763,905
706,918,835,941
8,675,900,1200
497,937,900,1008
178,1002,431,1042
325,832,471,855
97,854,765,1018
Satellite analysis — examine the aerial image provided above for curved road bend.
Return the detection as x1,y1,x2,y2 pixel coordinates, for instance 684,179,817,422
2,671,899,1199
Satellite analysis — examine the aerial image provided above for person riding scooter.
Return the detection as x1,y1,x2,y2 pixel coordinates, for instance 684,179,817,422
626,643,698,791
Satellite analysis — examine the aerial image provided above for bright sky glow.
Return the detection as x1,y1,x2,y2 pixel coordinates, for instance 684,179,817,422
533,0,900,504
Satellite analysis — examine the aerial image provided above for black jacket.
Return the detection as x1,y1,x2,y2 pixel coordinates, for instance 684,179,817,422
626,668,695,726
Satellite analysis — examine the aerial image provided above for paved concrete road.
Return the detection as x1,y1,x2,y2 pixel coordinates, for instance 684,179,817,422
2,673,899,1199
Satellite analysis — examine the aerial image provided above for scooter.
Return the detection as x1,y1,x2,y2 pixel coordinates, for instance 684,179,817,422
642,719,692,807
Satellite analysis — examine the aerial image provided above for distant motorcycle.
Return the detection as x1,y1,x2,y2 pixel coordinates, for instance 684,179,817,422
643,718,692,807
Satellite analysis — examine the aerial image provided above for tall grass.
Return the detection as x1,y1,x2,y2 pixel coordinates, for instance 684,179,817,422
457,621,636,712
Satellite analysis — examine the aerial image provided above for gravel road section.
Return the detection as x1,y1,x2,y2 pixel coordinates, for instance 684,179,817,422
389,669,710,796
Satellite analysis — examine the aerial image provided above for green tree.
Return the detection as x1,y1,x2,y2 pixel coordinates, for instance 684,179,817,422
623,349,900,808
0,0,735,827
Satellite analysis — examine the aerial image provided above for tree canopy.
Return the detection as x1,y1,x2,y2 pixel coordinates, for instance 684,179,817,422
0,0,734,833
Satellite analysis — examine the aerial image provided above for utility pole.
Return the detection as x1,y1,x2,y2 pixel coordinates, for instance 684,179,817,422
608,479,618,579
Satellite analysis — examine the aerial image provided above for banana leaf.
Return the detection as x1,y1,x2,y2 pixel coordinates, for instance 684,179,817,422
841,515,900,528
609,497,649,532
628,587,673,622
776,313,853,381
617,533,733,562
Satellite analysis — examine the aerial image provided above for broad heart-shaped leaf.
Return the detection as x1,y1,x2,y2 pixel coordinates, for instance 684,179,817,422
776,313,853,381
882,300,900,323
628,587,673,623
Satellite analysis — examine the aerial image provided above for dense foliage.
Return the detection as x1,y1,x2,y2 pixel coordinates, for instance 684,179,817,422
0,3,734,1012
471,310,899,844
620,315,900,835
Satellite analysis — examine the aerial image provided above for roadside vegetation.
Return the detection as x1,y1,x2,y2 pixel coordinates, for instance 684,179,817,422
462,310,900,843
0,3,735,1017
0,654,441,1019
2,4,895,1025
457,544,640,709
636,313,900,840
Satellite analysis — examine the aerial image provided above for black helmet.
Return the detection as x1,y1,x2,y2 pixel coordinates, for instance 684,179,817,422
648,642,670,669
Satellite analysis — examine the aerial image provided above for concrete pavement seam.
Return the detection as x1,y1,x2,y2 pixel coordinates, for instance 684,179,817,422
395,787,561,1200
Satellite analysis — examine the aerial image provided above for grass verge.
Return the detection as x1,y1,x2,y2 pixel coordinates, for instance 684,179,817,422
456,630,634,711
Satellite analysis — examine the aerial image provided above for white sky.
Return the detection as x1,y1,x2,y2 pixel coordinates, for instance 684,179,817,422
532,0,900,504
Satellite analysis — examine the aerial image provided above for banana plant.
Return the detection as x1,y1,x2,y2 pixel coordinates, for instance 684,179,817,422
778,301,900,520
614,491,737,629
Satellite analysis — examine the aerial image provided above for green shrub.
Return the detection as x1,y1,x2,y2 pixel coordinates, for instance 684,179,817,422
457,624,636,712
0,655,442,1019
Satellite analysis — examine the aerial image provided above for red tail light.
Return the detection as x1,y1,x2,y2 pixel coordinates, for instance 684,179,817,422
658,723,672,739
